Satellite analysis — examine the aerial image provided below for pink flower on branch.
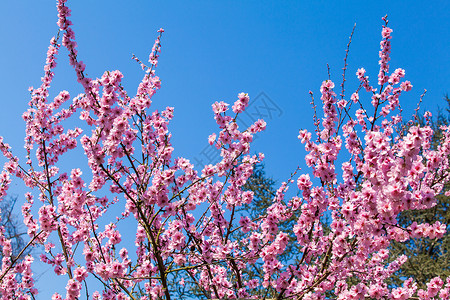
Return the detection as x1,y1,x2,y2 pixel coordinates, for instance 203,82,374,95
0,3,449,300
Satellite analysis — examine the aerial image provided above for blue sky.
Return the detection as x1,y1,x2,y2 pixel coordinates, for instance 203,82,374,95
0,0,449,297
0,1,449,183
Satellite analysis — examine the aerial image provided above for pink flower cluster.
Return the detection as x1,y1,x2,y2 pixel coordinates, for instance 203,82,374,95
0,2,448,300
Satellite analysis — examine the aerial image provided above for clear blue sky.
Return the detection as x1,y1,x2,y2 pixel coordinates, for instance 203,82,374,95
0,0,449,297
